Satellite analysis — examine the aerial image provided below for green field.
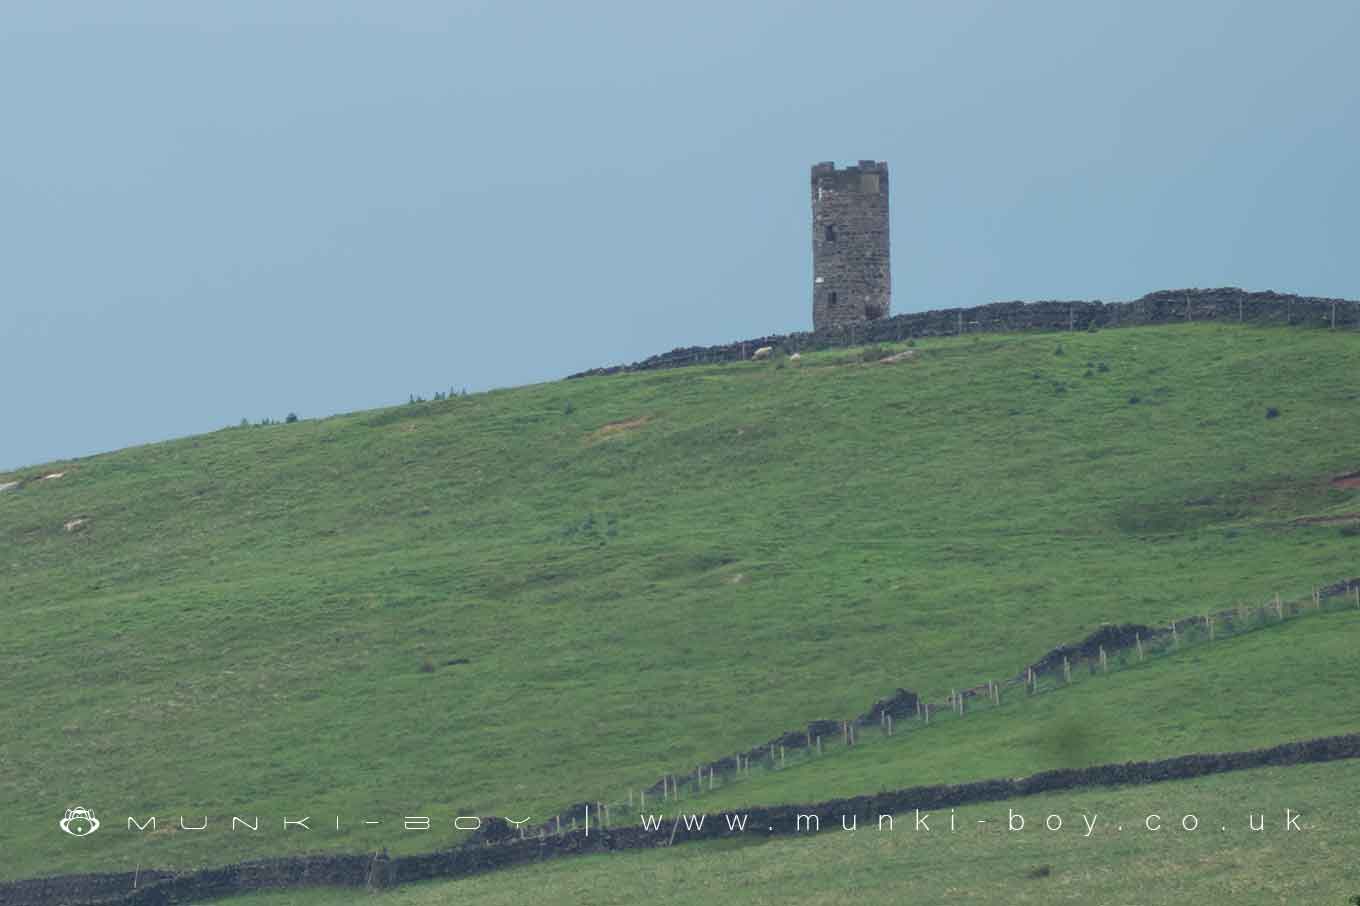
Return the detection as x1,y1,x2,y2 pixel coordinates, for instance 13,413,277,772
4,322,1360,884
642,604,1360,814
207,759,1360,906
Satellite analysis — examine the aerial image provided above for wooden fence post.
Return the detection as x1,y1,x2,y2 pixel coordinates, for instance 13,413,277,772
1063,657,1071,684
1136,633,1144,661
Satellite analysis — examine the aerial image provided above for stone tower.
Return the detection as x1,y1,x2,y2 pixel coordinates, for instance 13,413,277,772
811,160,890,330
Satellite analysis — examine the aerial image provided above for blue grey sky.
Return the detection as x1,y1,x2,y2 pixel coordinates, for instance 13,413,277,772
2,1,1357,470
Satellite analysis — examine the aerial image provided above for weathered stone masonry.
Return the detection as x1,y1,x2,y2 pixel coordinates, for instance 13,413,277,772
811,160,891,330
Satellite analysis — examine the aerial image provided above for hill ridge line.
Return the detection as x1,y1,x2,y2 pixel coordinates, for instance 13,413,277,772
568,286,1360,379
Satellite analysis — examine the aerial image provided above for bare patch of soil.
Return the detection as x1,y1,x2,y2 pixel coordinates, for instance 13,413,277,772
878,349,918,364
1291,513,1360,526
1330,471,1360,489
587,415,652,444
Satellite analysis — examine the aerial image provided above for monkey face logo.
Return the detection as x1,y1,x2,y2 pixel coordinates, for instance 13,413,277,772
60,807,100,837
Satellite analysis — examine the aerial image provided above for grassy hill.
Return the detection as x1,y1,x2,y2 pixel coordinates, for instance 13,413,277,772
4,322,1360,884
203,758,1360,906
626,603,1360,815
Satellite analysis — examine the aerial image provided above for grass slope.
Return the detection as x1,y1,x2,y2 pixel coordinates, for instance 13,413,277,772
208,759,1360,906
647,605,1360,813
3,323,1359,879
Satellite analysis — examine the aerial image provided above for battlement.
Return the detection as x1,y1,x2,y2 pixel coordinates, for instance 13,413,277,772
811,160,889,194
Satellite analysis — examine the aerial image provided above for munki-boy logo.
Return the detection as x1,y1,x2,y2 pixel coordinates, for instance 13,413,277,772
60,807,100,837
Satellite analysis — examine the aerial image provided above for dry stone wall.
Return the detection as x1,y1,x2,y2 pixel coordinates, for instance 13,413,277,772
569,287,1359,379
7,732,1359,905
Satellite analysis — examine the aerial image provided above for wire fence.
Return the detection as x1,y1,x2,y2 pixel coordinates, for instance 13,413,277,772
539,577,1360,834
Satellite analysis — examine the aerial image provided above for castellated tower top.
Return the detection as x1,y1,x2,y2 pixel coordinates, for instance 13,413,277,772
811,160,890,331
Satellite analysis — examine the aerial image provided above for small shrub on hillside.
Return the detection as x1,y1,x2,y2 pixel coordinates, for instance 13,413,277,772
1129,395,1141,405
1026,864,1053,879
1053,344,1064,356
1097,361,1110,373
285,412,299,424
1266,407,1280,419
1339,523,1360,538
419,656,436,674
